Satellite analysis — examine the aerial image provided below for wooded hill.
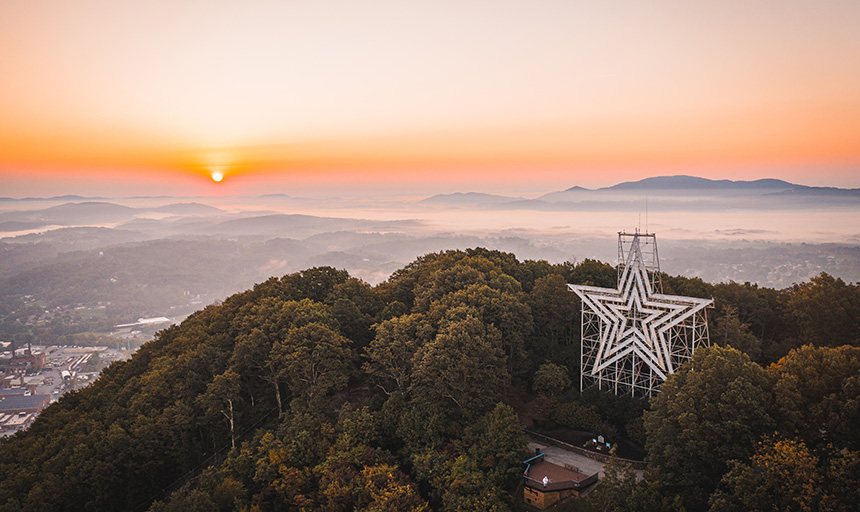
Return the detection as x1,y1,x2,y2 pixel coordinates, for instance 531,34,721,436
0,248,858,511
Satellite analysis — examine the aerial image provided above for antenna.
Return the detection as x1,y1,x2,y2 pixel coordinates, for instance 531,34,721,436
645,195,649,234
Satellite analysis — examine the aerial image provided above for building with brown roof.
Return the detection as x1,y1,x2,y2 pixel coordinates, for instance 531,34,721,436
522,453,599,509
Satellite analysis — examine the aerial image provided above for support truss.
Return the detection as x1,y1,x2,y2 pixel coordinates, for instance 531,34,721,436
570,232,712,397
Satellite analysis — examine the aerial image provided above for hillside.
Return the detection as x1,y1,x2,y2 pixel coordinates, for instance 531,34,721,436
0,250,858,511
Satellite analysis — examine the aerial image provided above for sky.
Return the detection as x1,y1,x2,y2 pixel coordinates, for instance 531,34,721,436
2,0,860,197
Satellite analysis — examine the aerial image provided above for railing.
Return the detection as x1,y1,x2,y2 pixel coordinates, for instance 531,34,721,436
523,473,599,492
525,429,648,470
522,452,545,475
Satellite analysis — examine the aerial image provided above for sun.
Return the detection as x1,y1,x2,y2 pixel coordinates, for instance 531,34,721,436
211,171,224,182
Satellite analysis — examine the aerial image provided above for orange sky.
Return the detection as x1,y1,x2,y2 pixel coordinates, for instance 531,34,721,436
2,1,859,197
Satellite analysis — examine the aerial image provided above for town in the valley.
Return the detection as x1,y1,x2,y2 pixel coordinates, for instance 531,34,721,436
0,317,173,437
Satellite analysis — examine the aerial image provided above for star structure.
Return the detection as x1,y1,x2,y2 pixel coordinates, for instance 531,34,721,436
569,236,712,387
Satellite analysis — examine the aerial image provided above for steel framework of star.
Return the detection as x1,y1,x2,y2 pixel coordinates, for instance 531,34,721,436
569,237,713,380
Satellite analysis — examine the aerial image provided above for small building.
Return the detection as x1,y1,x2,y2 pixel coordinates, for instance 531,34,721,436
0,345,47,376
22,375,42,393
0,412,35,437
2,375,23,389
115,317,172,332
0,394,51,415
522,453,599,510
0,394,50,437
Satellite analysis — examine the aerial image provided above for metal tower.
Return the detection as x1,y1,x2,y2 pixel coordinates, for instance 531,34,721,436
569,232,712,397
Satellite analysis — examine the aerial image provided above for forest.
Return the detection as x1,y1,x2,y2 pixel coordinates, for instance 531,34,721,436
0,248,858,511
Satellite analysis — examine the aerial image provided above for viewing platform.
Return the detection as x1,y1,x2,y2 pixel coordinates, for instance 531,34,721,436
522,452,598,509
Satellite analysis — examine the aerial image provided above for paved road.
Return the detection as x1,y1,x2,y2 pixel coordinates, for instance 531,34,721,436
527,440,645,481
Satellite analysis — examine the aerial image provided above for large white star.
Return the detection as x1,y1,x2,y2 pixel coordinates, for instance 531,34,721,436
569,237,712,381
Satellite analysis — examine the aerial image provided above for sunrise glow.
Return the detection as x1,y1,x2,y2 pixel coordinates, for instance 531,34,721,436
1,1,859,196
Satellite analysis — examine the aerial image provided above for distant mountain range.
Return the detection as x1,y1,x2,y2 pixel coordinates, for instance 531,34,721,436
540,175,859,198
0,195,179,202
203,213,419,237
0,202,224,232
422,175,860,210
419,192,523,205
3,175,859,234
588,175,797,191
0,193,306,202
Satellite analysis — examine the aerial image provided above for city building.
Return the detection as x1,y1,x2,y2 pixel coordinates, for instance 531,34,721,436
0,394,51,437
0,342,47,376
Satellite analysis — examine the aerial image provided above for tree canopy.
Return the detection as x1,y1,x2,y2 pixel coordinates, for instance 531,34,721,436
0,251,857,511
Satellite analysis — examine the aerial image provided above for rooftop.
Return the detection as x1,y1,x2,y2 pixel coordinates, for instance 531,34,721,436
523,458,599,492
0,394,50,412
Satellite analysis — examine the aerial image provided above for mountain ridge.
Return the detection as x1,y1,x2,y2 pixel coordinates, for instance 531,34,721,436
538,175,859,203
419,192,524,205
420,175,858,207
604,175,798,191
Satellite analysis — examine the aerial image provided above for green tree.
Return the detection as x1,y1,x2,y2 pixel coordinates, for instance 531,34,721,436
331,297,373,347
198,370,242,449
274,322,355,405
284,266,351,303
413,262,486,312
821,448,860,511
586,449,640,512
709,437,860,512
148,488,218,512
712,281,783,345
551,400,611,438
532,362,572,396
710,305,762,361
411,315,508,421
769,344,860,450
211,476,247,512
327,277,383,318
356,463,429,512
427,284,533,380
644,346,775,510
662,274,714,299
379,300,408,320
784,273,860,347
230,328,285,415
442,456,510,512
460,403,528,488
528,273,578,348
363,313,433,396
563,258,617,288
413,449,510,512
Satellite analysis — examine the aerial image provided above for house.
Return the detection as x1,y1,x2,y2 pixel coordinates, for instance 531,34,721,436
522,453,599,509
